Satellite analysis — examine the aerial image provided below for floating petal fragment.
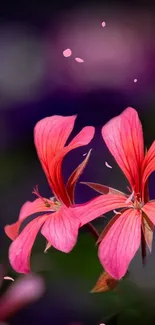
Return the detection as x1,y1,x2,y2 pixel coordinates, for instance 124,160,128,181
3,276,14,282
63,48,72,57
105,161,112,169
113,210,121,215
101,21,106,27
75,57,84,63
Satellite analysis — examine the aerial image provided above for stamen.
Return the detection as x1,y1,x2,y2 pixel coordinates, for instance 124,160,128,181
50,196,61,210
44,201,51,208
125,191,134,204
127,186,132,193
44,241,51,253
32,185,49,206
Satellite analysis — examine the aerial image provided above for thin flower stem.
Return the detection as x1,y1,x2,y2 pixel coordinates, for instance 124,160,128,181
85,223,99,240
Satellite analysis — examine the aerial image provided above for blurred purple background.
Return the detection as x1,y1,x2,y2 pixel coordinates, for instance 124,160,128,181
1,1,155,324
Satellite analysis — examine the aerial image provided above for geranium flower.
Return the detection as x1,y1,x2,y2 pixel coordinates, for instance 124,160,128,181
82,107,155,279
5,115,96,273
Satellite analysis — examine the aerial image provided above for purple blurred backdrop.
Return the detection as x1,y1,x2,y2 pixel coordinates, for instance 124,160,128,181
1,1,155,324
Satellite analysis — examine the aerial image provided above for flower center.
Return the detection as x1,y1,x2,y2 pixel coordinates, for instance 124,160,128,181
49,196,61,210
133,193,144,210
32,185,61,211
126,190,144,210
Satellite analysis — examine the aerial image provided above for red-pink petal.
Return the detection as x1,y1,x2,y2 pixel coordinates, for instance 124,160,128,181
142,201,155,225
0,274,45,321
81,181,127,196
96,210,126,244
101,107,144,193
141,215,153,252
5,198,53,240
48,126,95,205
34,115,95,206
34,115,77,205
98,209,141,279
5,220,22,241
67,126,94,148
34,115,77,161
66,150,92,203
9,215,48,274
41,206,80,253
72,194,131,227
142,141,155,193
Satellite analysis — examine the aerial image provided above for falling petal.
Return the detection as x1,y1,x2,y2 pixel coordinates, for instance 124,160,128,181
134,78,137,83
3,276,14,282
63,48,72,57
101,21,106,27
113,210,121,215
75,57,84,63
83,153,87,156
105,161,112,169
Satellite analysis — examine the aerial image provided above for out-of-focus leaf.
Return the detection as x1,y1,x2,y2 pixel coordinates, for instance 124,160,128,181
40,232,102,281
29,232,123,320
91,271,119,293
117,308,154,325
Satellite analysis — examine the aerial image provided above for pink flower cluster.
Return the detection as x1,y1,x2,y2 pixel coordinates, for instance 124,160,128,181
5,107,155,280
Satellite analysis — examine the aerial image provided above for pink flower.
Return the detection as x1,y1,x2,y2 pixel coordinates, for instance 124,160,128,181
0,271,45,321
5,115,95,273
82,107,155,279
